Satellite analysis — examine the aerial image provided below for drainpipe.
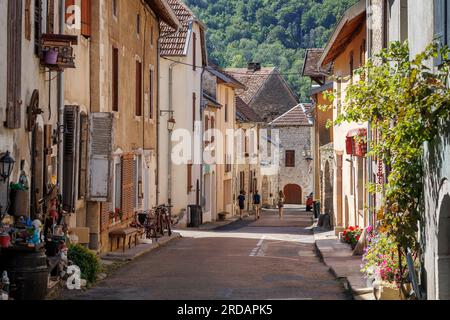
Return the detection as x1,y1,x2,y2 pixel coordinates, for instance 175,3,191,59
57,0,65,196
200,66,206,217
366,0,374,226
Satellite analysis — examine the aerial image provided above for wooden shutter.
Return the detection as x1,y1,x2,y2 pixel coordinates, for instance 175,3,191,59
187,164,193,194
286,150,295,167
136,61,142,116
434,0,446,65
87,112,113,201
193,32,197,71
35,0,42,55
47,0,55,34
112,47,119,112
6,0,23,129
78,114,88,199
63,106,80,213
81,0,91,38
149,69,154,119
25,0,31,40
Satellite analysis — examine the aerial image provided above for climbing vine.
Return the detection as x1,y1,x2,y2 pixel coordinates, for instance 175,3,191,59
325,41,450,278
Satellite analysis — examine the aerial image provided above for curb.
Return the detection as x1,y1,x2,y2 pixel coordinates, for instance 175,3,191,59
101,232,182,262
312,227,374,300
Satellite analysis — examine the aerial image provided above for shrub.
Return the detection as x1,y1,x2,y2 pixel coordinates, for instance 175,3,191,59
68,244,101,284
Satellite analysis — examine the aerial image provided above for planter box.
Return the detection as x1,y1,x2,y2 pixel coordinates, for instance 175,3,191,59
373,284,401,300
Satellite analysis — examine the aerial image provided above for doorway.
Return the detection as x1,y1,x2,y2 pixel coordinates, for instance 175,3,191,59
284,184,302,204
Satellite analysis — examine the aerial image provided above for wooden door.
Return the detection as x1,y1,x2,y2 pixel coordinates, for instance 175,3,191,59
284,184,302,204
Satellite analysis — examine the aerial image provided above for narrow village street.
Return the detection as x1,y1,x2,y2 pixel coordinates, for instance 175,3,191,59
57,207,349,300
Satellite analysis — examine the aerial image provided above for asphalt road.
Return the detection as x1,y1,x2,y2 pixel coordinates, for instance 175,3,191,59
58,206,350,300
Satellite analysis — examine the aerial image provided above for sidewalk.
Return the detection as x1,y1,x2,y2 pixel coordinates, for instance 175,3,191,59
100,232,182,262
313,226,375,300
174,215,242,231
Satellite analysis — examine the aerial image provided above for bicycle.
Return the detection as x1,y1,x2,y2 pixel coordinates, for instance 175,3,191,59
154,205,172,237
133,210,159,240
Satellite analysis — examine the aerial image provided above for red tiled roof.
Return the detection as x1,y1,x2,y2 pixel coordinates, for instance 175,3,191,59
146,0,180,30
236,97,262,123
224,67,276,105
270,104,312,126
160,0,196,56
302,48,332,79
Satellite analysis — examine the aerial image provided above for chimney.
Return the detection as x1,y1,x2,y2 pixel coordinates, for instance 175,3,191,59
247,62,261,72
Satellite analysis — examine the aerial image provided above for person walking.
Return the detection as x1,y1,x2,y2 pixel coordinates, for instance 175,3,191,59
253,190,261,220
277,190,285,219
237,190,246,220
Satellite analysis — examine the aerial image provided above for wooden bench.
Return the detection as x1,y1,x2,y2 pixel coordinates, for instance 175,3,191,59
109,228,140,253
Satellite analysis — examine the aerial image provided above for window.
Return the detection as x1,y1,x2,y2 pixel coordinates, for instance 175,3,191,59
240,172,245,192
137,14,140,35
78,113,88,199
336,78,342,115
193,32,197,71
211,116,215,143
135,155,143,209
112,47,119,112
47,0,54,34
349,51,354,82
285,150,295,167
112,0,117,17
225,89,229,123
136,60,142,116
114,161,122,210
434,0,450,65
192,92,196,131
149,68,154,119
150,26,154,46
187,164,193,194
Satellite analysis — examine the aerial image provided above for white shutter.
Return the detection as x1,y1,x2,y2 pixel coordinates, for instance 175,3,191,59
87,112,114,201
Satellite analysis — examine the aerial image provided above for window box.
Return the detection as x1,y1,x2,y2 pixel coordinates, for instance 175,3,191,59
40,34,78,70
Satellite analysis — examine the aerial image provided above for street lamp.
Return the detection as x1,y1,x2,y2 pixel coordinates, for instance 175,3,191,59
167,116,176,132
0,151,15,182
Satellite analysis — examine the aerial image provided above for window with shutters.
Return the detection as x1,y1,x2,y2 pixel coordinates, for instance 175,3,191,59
225,89,229,123
35,0,42,55
6,0,23,129
81,0,91,38
63,106,80,213
136,60,142,116
135,155,143,209
112,47,119,112
137,14,140,36
285,150,295,167
113,0,118,18
187,164,193,194
193,32,197,71
47,0,54,34
78,113,88,199
114,161,122,211
434,0,450,65
349,51,354,83
149,67,154,119
88,113,114,201
25,0,31,40
211,116,215,143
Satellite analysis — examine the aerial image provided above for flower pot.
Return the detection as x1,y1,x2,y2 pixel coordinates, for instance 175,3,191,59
373,284,401,300
44,49,58,65
0,233,10,248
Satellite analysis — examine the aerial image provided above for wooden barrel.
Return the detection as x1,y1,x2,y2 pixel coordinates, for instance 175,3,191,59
0,246,48,300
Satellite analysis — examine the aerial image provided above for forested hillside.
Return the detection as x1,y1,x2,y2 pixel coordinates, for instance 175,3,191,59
185,0,357,101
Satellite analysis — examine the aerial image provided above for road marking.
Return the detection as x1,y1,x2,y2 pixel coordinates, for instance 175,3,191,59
250,236,266,257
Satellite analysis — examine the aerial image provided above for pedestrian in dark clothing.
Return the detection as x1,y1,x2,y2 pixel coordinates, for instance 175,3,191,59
253,190,261,220
237,190,246,220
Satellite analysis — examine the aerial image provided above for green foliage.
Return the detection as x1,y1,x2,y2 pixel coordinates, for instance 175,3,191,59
68,244,101,284
185,0,358,101
333,41,450,270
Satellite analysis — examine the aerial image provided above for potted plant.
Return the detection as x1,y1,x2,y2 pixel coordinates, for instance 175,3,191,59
342,226,363,249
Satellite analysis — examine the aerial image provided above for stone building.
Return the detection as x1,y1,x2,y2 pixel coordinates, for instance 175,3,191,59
267,104,314,205
225,63,298,122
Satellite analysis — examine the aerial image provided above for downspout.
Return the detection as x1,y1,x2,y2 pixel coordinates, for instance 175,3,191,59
200,66,206,216
366,0,374,226
57,0,65,198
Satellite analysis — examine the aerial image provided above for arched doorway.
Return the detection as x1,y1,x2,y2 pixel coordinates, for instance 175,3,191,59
437,180,450,300
284,184,302,204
